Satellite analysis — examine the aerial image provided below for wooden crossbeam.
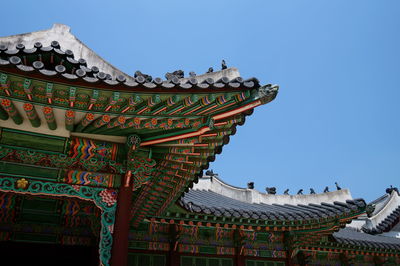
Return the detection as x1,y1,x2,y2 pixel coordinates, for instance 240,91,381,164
0,99,22,124
74,113,95,132
23,103,40,127
82,115,111,133
42,106,57,130
65,109,75,131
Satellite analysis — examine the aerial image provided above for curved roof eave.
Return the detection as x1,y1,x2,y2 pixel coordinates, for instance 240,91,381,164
0,23,135,82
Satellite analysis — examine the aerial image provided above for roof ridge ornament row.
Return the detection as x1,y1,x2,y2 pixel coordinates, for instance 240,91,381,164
195,174,354,205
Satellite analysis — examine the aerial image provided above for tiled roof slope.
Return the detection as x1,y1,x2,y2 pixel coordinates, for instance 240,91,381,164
334,228,400,250
179,176,366,222
362,190,400,234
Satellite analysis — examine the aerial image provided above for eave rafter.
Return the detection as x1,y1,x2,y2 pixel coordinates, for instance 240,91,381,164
0,45,279,229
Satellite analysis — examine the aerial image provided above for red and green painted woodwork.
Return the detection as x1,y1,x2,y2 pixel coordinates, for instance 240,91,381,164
127,221,286,260
23,103,40,127
129,120,244,226
81,115,111,133
0,72,262,123
0,105,8,120
75,112,96,132
65,109,75,131
91,116,126,135
43,106,57,130
0,98,22,124
0,193,101,244
22,78,33,100
0,128,127,188
0,176,117,266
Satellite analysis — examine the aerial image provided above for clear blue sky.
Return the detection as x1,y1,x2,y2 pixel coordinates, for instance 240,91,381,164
2,1,399,201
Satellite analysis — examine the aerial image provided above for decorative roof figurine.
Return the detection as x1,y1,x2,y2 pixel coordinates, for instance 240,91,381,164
221,59,227,70
134,70,152,82
324,186,330,193
265,187,276,194
335,182,342,190
247,182,254,189
310,188,316,194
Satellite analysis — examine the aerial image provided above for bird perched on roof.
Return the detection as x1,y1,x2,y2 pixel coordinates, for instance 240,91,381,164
221,60,227,70
283,189,289,195
297,189,303,195
335,182,341,190
207,67,214,73
324,186,329,193
310,188,316,194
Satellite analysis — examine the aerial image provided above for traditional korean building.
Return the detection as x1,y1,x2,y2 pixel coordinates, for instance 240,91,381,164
0,24,398,266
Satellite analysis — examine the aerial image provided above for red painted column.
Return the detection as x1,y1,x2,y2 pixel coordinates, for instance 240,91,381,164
111,171,132,266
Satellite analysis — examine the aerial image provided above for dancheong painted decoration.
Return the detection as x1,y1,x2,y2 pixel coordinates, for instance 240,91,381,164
0,24,398,266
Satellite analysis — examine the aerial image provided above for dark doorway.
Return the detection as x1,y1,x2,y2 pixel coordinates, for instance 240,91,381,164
0,241,99,266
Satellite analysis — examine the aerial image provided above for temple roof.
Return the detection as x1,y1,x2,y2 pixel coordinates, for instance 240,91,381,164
0,24,279,227
0,24,260,91
330,188,400,253
334,228,400,250
0,24,134,83
179,175,366,222
346,189,400,235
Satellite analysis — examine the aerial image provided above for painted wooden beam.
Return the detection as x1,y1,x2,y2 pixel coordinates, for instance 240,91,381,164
0,99,23,124
92,116,126,135
104,91,120,112
88,89,99,110
0,73,11,96
181,94,215,115
43,106,57,130
135,94,160,114
23,78,33,101
45,83,54,104
82,114,111,133
68,87,76,108
65,109,75,131
0,105,9,120
74,112,95,132
166,95,198,115
23,103,40,127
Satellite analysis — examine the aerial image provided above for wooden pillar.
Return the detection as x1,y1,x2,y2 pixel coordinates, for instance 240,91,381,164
167,224,180,266
234,229,245,266
111,171,133,266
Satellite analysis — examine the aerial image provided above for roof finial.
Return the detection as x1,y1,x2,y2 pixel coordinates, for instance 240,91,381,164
221,59,227,70
134,71,152,82
266,187,276,195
